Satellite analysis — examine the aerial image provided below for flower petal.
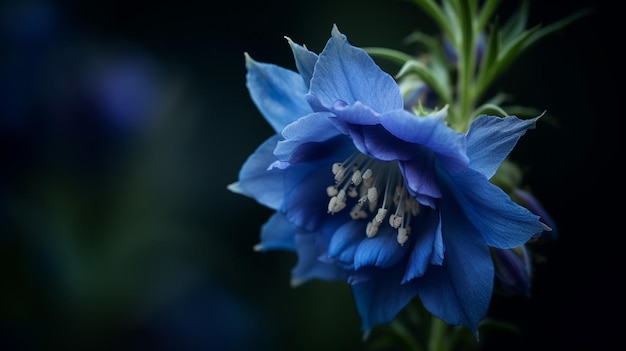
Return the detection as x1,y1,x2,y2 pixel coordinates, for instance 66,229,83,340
402,209,442,283
273,111,341,164
286,36,319,89
327,220,364,269
282,138,355,231
466,115,539,179
245,54,312,133
351,265,419,332
308,25,403,113
353,226,409,270
398,153,441,204
254,212,296,252
378,108,468,173
417,199,493,335
227,136,284,210
443,167,545,248
291,232,347,286
513,188,558,239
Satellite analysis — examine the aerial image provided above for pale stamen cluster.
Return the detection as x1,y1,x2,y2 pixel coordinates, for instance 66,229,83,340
326,154,420,245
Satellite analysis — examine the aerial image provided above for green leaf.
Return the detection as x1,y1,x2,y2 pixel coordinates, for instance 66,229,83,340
471,103,508,119
397,59,452,104
364,47,416,67
403,31,439,53
476,0,501,32
477,16,500,80
522,8,593,51
475,25,540,96
500,0,529,45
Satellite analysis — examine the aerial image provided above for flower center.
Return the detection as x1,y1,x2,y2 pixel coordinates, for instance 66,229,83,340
326,153,420,245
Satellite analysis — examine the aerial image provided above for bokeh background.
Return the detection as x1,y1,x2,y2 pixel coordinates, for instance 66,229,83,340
1,0,619,350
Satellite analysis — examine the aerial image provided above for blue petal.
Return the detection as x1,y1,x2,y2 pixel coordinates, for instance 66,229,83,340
379,109,468,173
402,209,442,283
227,136,284,210
328,220,365,269
466,115,539,179
513,188,557,239
351,265,419,332
417,199,493,335
308,25,403,113
287,36,319,89
282,139,354,231
398,153,441,203
328,102,420,161
273,111,341,164
255,212,296,252
245,54,312,133
291,232,347,286
442,167,545,249
353,226,409,270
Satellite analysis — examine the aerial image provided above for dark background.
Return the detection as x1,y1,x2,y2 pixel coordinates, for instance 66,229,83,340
0,0,619,350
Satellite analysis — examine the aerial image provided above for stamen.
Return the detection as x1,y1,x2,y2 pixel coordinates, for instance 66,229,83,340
328,189,347,214
389,214,402,228
374,208,388,224
327,154,418,245
397,227,410,245
351,169,363,186
366,221,379,237
326,185,338,197
367,187,378,211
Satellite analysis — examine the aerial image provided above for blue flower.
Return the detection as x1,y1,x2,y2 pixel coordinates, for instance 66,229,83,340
229,25,548,335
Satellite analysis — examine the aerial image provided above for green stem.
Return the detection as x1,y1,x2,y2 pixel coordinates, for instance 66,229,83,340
453,0,476,133
428,316,448,351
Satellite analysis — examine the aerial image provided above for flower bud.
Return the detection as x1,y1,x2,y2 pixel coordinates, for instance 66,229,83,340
491,246,532,297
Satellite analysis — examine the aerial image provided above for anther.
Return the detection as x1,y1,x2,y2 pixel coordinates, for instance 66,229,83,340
389,214,402,228
367,187,378,205
328,189,347,214
326,185,338,197
366,221,380,237
374,208,388,224
351,170,363,186
397,227,410,245
362,169,374,188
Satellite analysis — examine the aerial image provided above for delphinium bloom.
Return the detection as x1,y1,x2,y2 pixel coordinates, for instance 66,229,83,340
228,25,548,335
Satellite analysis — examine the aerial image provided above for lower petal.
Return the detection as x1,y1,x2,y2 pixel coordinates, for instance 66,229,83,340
416,197,493,335
255,212,296,252
291,232,347,286
351,265,419,333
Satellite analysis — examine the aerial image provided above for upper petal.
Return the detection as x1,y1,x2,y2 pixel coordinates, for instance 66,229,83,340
286,36,319,89
273,111,342,164
245,54,312,133
466,114,539,179
308,25,403,113
378,108,468,173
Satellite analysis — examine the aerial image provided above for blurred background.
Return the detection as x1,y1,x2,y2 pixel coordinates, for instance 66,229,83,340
0,0,619,350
